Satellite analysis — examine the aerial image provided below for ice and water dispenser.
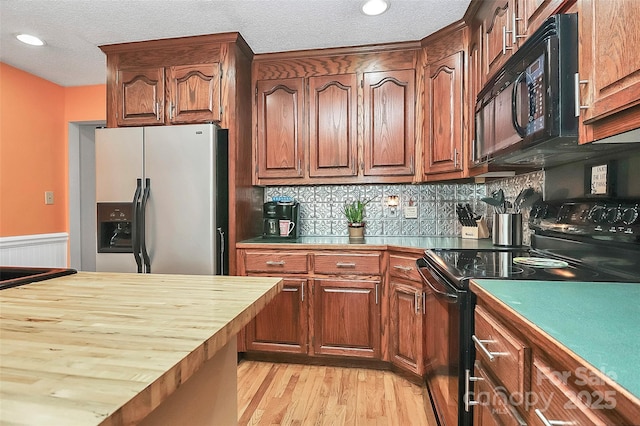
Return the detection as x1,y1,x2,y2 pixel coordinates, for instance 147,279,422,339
97,203,133,253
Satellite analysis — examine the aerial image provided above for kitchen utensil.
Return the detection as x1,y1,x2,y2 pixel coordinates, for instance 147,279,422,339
519,191,542,210
514,188,534,213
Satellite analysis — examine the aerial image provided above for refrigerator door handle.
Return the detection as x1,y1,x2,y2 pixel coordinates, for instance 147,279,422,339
140,178,152,273
217,227,225,275
132,179,143,273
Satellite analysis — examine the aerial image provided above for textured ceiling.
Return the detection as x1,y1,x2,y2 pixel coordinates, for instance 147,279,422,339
0,0,471,87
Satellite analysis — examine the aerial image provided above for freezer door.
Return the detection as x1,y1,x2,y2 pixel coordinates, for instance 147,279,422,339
95,127,143,202
95,127,143,273
143,124,218,275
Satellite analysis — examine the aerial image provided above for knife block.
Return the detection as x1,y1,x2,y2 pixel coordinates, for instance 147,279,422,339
461,218,490,239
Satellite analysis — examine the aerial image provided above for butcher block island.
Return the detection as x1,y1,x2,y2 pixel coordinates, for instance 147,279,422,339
0,272,283,426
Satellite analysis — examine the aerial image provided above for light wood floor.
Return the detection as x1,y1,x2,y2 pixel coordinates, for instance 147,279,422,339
237,360,438,425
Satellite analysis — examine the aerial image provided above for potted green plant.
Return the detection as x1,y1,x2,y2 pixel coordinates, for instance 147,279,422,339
342,198,371,240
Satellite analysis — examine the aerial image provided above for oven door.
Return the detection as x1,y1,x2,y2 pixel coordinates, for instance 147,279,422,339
417,258,472,426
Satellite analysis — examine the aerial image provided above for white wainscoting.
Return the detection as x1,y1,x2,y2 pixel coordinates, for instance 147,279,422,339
0,233,68,267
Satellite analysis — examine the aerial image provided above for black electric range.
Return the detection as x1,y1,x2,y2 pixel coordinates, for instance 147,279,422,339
417,197,640,426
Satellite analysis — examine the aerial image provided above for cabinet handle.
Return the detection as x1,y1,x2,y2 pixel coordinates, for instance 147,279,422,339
265,260,285,266
393,265,413,272
301,282,304,302
409,155,414,174
297,159,302,176
534,408,575,426
414,291,419,314
283,287,298,292
502,26,513,55
375,283,379,305
336,262,356,268
574,73,589,117
511,13,525,43
472,335,508,361
168,101,173,120
454,148,459,169
422,292,426,315
155,102,161,121
464,369,483,412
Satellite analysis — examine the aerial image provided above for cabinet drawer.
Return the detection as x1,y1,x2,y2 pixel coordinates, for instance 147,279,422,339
530,357,607,426
244,251,308,273
473,363,527,426
473,305,531,396
314,252,381,275
389,254,421,282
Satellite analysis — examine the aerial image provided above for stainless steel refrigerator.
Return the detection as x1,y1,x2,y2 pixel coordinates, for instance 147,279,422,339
95,124,228,275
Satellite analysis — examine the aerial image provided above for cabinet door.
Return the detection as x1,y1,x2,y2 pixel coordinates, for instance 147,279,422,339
484,0,513,81
578,0,640,125
424,51,464,175
312,278,381,358
116,67,165,126
308,74,358,177
246,278,308,354
389,280,424,375
256,78,305,179
363,70,416,177
168,63,221,124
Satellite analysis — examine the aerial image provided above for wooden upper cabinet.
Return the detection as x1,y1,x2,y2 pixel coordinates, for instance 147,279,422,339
116,67,165,126
363,69,416,176
308,74,358,177
168,63,221,124
578,0,640,140
424,52,464,176
484,0,513,81
256,78,305,179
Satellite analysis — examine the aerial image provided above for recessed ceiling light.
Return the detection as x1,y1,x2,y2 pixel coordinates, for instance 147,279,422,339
16,34,45,46
361,0,389,16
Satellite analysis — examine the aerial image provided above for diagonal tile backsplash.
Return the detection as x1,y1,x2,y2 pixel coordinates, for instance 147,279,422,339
265,171,544,243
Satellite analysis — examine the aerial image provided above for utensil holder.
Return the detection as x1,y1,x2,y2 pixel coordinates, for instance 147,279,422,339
492,213,523,246
461,218,490,239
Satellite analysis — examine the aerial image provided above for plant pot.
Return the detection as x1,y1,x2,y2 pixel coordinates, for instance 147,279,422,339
348,222,365,241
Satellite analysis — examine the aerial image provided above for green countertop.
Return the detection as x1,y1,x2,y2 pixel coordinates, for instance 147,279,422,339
238,236,497,251
472,279,640,400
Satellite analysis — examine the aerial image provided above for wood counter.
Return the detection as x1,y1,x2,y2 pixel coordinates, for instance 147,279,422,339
0,272,283,425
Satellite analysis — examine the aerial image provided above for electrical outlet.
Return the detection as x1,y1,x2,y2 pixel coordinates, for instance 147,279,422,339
45,191,54,205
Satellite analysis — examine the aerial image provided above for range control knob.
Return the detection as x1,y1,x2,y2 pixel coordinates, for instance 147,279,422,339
621,206,640,225
588,205,606,223
605,206,621,224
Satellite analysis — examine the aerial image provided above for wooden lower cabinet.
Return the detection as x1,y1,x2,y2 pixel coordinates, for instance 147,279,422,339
472,284,640,425
389,279,424,375
312,278,381,358
246,277,308,354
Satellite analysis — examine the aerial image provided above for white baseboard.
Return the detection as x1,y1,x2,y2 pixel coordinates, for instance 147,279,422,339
0,233,68,267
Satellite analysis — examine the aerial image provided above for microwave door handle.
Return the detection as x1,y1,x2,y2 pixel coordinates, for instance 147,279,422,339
512,71,527,137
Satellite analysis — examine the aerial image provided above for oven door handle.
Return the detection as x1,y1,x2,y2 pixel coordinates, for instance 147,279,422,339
416,259,459,302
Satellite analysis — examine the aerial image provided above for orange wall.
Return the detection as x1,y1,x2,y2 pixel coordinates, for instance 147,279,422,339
0,62,105,237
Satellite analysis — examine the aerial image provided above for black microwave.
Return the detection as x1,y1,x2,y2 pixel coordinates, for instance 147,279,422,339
474,13,579,166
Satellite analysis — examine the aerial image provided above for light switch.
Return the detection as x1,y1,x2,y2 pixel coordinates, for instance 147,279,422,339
404,206,418,219
45,191,54,205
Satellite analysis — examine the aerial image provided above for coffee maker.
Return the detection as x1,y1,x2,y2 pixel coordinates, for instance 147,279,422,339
263,201,300,239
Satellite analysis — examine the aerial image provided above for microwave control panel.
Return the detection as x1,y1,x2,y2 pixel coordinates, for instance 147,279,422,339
524,54,545,135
